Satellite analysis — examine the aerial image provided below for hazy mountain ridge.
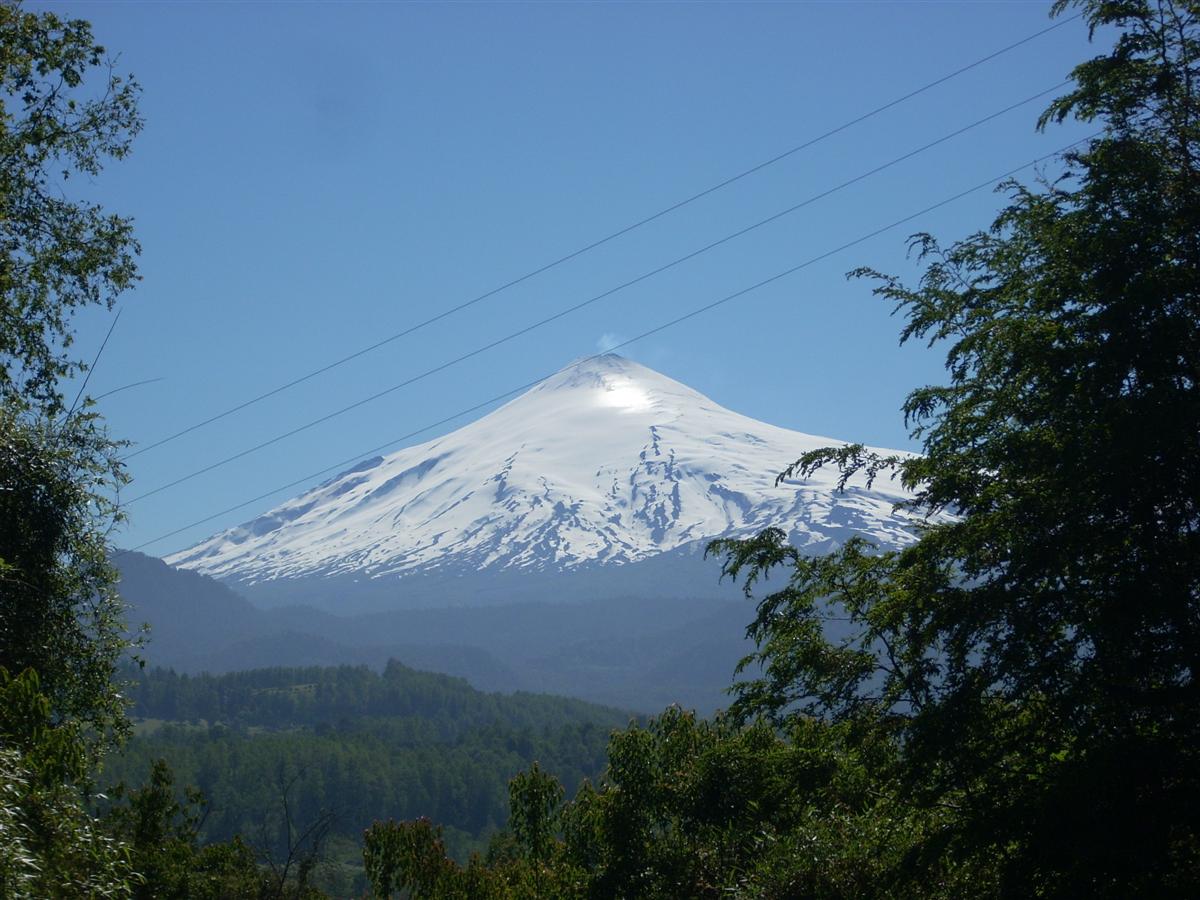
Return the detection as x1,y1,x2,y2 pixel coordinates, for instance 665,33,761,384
130,356,932,712
116,551,752,712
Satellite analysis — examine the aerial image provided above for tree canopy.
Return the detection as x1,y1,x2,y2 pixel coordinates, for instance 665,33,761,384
0,4,141,414
0,0,139,750
0,6,143,895
713,0,1200,892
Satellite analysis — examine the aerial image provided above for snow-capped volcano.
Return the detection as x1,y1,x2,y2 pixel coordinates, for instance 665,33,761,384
167,355,924,586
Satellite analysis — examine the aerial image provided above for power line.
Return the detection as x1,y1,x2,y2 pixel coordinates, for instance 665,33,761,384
121,13,1081,463
92,377,166,403
123,133,1097,557
66,309,122,419
123,83,1065,507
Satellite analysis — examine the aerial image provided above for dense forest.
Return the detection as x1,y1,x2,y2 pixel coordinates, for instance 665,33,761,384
101,664,628,893
122,662,628,735
2,0,1199,897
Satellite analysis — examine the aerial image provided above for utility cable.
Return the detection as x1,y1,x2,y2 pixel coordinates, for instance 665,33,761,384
121,13,1081,462
123,133,1098,556
66,309,122,419
92,377,166,403
123,84,1066,506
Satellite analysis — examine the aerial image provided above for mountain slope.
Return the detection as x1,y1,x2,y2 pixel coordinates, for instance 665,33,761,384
167,355,924,590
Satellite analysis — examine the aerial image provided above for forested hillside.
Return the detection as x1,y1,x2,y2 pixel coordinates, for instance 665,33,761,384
102,663,629,893
122,661,627,734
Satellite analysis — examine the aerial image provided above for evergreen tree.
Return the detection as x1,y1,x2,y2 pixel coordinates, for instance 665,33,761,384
714,0,1200,893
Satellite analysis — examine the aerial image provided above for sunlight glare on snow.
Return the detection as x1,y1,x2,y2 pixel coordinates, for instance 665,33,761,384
596,378,652,412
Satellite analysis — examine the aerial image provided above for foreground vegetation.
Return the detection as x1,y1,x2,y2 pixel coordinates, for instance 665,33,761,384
2,0,1198,896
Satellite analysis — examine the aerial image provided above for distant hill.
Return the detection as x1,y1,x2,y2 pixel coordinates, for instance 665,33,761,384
115,550,756,713
121,355,915,712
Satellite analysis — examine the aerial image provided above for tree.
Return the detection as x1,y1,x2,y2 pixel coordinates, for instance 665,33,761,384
0,667,137,899
363,818,465,899
362,708,976,899
0,4,141,415
0,6,142,894
713,0,1200,893
103,759,274,900
506,762,563,868
0,4,141,743
253,766,337,899
0,405,129,744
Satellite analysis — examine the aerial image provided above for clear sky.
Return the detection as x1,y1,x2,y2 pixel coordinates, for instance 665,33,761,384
36,0,1100,556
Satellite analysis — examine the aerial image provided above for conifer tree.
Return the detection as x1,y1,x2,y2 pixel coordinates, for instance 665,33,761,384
715,0,1200,892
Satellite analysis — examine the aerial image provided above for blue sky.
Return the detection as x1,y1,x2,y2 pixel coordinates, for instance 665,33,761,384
39,1,1099,555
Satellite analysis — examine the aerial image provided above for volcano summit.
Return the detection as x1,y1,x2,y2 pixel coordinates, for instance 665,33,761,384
167,355,924,600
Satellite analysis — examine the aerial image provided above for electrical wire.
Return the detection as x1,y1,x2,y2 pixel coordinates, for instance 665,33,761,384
121,13,1081,462
123,82,1066,506
122,133,1098,556
66,309,122,419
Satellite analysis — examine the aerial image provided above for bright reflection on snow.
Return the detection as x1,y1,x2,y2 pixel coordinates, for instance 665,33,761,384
596,378,652,412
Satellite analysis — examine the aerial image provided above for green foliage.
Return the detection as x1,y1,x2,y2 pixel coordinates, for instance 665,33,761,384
0,0,138,754
507,762,563,865
711,0,1200,894
0,4,141,414
559,708,936,899
0,746,136,899
123,660,627,735
0,669,136,899
0,407,130,747
103,759,267,899
367,708,980,899
103,662,624,888
362,815,556,899
709,530,911,729
363,818,459,898
0,7,144,896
